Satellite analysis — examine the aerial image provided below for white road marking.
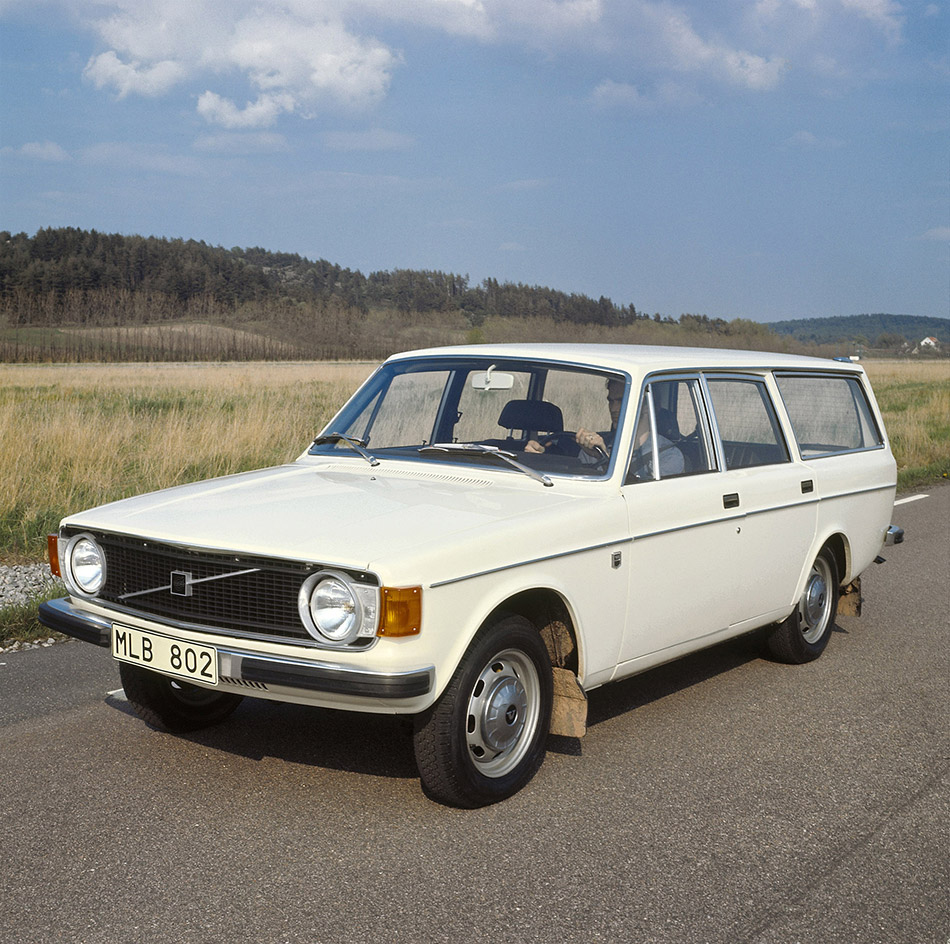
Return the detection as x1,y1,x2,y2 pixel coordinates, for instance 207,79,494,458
894,494,929,506
107,688,127,700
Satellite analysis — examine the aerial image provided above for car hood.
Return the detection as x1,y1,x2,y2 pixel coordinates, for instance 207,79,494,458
63,459,612,583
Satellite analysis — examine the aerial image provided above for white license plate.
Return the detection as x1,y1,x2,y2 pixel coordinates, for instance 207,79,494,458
112,624,218,685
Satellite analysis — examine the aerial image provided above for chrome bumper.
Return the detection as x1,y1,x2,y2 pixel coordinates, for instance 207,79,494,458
38,597,434,700
885,524,904,546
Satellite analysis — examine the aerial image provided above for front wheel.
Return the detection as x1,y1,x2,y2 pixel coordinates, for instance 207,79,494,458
413,615,553,807
766,547,839,664
119,661,244,733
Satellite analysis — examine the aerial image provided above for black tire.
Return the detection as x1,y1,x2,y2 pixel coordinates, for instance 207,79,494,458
413,615,553,808
119,661,244,733
766,546,840,664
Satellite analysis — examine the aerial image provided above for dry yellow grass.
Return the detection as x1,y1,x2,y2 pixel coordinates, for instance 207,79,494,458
0,362,376,561
863,359,950,484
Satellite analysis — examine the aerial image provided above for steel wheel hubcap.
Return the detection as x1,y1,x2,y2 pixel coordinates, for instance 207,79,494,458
466,648,540,778
800,558,833,644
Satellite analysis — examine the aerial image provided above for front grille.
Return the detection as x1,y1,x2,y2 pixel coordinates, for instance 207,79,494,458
76,531,371,648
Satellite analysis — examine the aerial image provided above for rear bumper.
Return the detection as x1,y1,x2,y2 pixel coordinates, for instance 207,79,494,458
885,524,904,546
38,597,434,701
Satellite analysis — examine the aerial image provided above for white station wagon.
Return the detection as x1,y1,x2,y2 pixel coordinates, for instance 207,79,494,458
41,344,904,806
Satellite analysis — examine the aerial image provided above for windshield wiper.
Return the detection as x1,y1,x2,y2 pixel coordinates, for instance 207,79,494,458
310,432,379,467
418,443,553,487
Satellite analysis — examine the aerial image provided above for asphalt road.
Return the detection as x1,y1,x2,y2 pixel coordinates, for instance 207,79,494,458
2,487,947,944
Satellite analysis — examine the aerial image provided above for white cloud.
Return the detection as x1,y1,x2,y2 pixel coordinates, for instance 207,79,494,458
838,0,904,41
590,77,703,111
192,132,290,154
82,141,206,176
17,141,71,161
322,129,415,151
751,0,905,42
83,50,186,97
6,0,916,127
591,79,653,110
649,7,786,89
196,91,296,129
75,1,400,127
921,226,950,241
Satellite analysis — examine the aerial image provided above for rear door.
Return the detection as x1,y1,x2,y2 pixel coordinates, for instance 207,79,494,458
618,372,817,669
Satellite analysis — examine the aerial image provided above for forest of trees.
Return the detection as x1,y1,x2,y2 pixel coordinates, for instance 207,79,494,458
770,314,949,349
0,227,642,327
1,227,943,362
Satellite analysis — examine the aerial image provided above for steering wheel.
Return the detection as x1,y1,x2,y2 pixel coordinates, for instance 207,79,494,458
536,431,580,456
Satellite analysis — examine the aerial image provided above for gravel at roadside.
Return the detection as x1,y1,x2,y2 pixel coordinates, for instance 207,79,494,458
0,563,66,653
0,563,63,608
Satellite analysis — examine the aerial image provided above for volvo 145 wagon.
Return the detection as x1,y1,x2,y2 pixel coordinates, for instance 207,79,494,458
41,344,904,806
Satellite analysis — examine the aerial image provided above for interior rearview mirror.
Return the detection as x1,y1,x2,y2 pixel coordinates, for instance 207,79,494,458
471,369,514,391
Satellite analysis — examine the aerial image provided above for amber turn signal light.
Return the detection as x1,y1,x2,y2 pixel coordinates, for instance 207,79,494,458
377,586,422,636
47,534,61,577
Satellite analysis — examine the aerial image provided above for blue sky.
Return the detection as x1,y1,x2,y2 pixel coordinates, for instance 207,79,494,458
1,0,947,322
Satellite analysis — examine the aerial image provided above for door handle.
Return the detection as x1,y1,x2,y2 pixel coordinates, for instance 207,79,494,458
801,479,814,494
723,493,740,509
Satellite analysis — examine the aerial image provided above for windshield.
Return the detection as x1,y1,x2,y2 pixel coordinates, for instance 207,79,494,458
309,357,627,479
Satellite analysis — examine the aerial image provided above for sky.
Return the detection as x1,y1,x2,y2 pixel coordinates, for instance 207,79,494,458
1,0,947,323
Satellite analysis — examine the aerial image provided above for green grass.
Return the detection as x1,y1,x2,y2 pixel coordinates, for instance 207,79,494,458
0,585,66,649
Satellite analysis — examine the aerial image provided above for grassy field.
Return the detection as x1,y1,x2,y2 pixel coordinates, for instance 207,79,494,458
862,359,950,489
0,357,946,565
0,362,375,564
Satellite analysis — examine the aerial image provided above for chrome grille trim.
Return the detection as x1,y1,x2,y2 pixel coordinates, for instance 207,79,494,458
69,530,375,650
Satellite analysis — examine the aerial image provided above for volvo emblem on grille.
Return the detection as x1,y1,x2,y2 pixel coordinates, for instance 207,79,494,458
169,571,193,597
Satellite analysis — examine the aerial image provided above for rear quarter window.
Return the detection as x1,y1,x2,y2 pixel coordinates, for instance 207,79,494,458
775,374,883,458
706,377,790,469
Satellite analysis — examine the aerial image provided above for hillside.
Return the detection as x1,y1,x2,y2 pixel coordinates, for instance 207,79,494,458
769,314,949,347
1,227,944,362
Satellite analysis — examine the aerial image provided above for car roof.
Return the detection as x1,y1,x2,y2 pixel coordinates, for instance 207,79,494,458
387,343,861,376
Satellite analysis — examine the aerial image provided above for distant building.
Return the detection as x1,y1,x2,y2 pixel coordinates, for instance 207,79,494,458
912,336,941,354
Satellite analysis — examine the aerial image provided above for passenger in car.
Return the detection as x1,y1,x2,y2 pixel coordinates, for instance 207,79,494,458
627,407,685,479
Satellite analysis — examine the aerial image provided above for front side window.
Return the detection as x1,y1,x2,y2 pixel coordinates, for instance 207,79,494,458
310,358,627,479
706,378,790,469
775,374,883,457
626,378,715,482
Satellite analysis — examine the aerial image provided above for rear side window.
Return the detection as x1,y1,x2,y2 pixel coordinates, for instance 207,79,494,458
776,374,883,457
706,378,790,469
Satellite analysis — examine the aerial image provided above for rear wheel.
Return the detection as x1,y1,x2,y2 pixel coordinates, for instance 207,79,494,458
119,661,243,732
766,547,839,664
413,615,553,807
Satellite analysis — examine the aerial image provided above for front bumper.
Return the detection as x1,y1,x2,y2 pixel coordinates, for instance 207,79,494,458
38,597,434,701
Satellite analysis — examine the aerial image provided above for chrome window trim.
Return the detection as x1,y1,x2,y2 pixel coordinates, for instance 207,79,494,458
772,370,886,460
701,371,792,469
314,353,635,483
625,371,720,483
797,443,889,460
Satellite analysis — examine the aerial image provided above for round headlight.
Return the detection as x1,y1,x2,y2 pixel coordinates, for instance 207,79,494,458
300,572,362,644
68,535,105,595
